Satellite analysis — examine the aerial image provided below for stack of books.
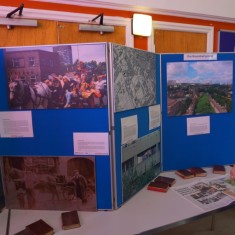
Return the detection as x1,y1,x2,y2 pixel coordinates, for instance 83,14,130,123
147,175,176,193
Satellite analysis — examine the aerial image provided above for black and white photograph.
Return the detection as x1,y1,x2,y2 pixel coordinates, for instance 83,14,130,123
113,44,156,112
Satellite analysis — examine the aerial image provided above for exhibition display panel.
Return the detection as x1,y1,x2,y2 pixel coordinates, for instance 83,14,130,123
1,43,235,217
161,53,235,170
0,43,161,211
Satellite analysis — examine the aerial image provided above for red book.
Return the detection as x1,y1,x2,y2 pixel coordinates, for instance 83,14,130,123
175,169,195,179
14,229,34,235
147,181,169,193
26,219,54,235
61,210,81,230
189,167,207,177
213,165,226,175
154,176,176,186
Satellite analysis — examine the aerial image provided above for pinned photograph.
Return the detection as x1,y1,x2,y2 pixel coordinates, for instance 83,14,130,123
3,156,96,211
5,43,107,109
167,61,233,116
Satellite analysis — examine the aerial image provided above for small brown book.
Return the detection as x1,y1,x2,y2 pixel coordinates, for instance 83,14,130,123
175,169,195,179
61,210,81,230
147,181,170,192
14,229,34,235
213,165,226,174
189,167,207,177
26,219,54,235
154,176,176,186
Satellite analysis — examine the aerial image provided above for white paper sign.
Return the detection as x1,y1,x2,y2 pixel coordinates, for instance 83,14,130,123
184,53,217,61
0,111,34,138
187,116,210,136
73,132,109,155
121,115,138,145
149,105,161,130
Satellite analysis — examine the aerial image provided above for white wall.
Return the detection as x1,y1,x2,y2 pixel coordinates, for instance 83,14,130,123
34,0,235,22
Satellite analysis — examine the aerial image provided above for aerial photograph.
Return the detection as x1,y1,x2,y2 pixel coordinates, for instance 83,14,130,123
167,60,233,116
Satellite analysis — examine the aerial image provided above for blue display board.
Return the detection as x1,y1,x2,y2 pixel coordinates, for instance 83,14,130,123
219,30,235,52
0,43,112,210
0,43,163,210
161,53,235,171
112,45,161,207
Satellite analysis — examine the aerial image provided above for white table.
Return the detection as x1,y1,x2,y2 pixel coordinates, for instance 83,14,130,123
0,208,9,235
4,166,234,235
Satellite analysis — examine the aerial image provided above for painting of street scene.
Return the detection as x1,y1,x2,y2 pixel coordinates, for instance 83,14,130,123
3,156,96,211
4,43,107,109
167,60,233,116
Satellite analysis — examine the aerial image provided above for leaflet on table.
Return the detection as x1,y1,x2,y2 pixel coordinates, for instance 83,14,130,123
172,174,235,212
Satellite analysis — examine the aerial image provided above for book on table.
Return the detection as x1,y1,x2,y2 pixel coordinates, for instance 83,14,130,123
147,181,170,193
14,229,34,235
189,167,207,177
154,175,176,186
175,169,195,179
213,165,226,174
61,210,81,230
26,219,54,235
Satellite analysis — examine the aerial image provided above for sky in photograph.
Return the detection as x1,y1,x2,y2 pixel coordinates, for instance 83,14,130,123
71,44,106,63
167,60,233,85
5,43,106,64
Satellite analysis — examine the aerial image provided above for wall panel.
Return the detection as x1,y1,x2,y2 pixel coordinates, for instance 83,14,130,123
57,22,125,45
0,20,58,47
154,30,207,53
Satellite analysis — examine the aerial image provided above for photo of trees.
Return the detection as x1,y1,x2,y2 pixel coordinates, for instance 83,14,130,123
167,60,233,116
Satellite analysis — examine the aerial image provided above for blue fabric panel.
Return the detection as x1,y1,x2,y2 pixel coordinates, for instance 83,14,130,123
161,53,235,171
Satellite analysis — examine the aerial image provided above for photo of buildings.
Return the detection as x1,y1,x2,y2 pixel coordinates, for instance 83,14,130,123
167,61,233,116
5,44,107,109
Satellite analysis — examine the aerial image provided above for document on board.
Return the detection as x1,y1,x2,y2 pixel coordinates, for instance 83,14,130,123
0,111,34,138
73,132,109,155
121,115,138,145
149,105,161,130
184,53,217,61
187,116,210,136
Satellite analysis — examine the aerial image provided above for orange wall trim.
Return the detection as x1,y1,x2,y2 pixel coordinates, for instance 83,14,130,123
134,36,148,51
2,0,235,51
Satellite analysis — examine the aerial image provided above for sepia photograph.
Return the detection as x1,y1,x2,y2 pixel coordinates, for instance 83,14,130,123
3,156,97,211
167,60,233,116
5,43,108,110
